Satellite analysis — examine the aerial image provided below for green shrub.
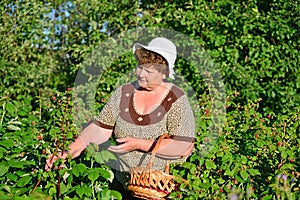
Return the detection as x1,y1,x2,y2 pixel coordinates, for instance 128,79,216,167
0,0,299,199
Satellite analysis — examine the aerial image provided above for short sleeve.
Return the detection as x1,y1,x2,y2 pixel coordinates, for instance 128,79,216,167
96,87,122,129
167,94,195,138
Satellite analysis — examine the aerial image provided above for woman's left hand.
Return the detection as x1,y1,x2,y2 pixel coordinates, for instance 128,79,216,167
108,137,142,153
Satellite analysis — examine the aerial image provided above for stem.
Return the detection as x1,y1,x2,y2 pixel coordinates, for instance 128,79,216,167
39,90,42,120
50,140,60,164
0,102,5,125
31,176,43,194
283,122,286,138
57,170,61,199
31,139,61,194
91,160,95,200
92,180,95,200
60,135,67,156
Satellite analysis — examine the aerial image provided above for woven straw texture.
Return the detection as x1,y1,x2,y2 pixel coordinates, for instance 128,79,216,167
128,134,179,200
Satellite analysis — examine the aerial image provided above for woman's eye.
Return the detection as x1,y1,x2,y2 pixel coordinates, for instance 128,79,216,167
137,66,152,74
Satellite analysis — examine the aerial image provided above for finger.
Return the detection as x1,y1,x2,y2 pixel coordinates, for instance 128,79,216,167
45,162,52,171
108,144,127,153
45,154,58,171
108,144,123,151
116,138,128,143
108,148,123,153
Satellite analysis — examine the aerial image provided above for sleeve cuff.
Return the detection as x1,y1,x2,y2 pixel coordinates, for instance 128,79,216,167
93,120,114,130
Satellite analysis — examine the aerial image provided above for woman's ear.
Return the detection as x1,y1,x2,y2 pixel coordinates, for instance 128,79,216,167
162,74,167,79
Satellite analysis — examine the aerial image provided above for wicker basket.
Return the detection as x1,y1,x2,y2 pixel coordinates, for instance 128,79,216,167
128,134,180,200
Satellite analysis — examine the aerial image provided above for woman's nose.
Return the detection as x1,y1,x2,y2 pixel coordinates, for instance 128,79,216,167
140,69,147,76
137,68,146,77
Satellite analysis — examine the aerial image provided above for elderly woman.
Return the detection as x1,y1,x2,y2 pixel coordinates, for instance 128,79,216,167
46,37,195,199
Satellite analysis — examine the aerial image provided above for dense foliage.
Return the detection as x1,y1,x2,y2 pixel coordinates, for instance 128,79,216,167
0,0,299,199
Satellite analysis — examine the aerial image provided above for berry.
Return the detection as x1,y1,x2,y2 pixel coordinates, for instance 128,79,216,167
205,109,209,116
36,135,43,140
277,142,282,146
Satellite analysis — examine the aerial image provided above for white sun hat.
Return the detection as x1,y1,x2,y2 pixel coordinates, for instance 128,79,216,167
133,37,177,79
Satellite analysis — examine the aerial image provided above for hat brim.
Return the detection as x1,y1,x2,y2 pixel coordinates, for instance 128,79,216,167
133,43,172,65
133,43,176,56
133,43,176,79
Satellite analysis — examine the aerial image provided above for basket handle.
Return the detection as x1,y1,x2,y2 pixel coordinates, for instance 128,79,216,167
146,134,170,171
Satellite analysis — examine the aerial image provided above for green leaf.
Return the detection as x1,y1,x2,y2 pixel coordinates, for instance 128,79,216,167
71,163,87,177
262,195,273,200
16,175,32,187
60,182,68,194
94,152,104,164
221,154,233,163
76,187,85,198
96,167,111,180
280,163,294,170
7,173,18,181
0,164,9,176
225,168,234,177
248,168,261,176
18,110,27,116
49,187,56,196
86,144,97,157
199,181,211,189
0,140,14,148
205,160,216,170
100,189,111,200
0,147,6,158
7,124,21,131
9,160,24,168
77,163,87,171
88,169,99,181
71,167,79,177
100,150,117,162
76,186,92,198
296,80,300,88
281,151,287,159
240,170,249,180
182,162,193,169
110,190,122,200
8,120,22,125
5,103,16,114
94,150,117,164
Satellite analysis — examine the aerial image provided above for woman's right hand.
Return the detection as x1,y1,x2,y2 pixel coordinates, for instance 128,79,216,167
45,151,68,172
44,121,111,171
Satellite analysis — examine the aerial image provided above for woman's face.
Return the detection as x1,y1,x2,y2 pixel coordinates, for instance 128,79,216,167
136,64,165,90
